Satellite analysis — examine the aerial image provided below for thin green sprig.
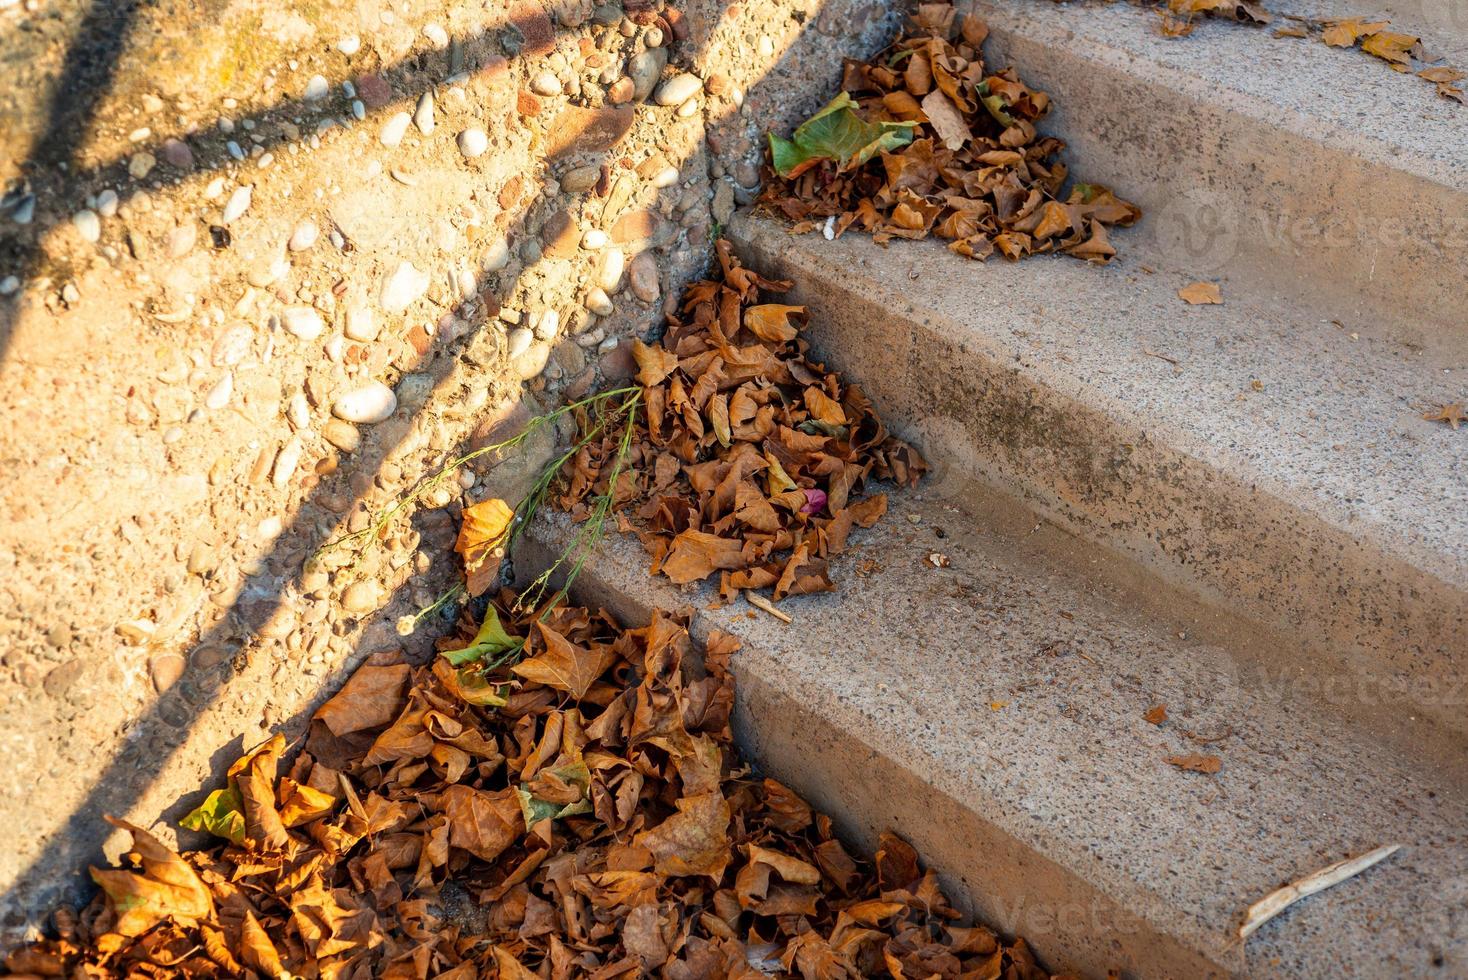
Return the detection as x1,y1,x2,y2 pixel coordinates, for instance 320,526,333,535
315,385,638,565
518,387,643,614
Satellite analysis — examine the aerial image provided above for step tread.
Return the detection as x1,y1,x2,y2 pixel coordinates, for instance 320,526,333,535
731,214,1468,591
525,489,1467,977
973,0,1468,186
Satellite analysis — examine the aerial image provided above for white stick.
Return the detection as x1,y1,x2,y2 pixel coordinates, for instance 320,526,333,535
745,592,793,624
1239,844,1402,940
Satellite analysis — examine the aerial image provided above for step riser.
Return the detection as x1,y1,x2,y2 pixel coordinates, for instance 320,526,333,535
731,225,1467,754
974,2,1468,351
510,538,1228,978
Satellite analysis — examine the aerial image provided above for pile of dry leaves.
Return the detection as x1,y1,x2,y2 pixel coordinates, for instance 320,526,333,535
556,240,924,603
758,3,1140,263
4,599,1065,980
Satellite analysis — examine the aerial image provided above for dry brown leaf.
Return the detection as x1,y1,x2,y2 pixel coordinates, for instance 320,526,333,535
1144,704,1168,726
511,623,615,698
457,497,515,597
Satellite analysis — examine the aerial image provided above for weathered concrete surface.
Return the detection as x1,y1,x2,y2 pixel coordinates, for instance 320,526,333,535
521,486,1468,978
730,213,1468,771
0,0,898,946
968,0,1468,355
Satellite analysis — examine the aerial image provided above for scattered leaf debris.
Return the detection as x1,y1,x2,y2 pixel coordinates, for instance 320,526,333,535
7,598,1069,979
1422,402,1466,430
1144,704,1168,725
1166,752,1223,774
557,240,925,604
759,1,1140,264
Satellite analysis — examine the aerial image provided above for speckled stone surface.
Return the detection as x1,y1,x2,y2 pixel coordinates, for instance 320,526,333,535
521,485,1468,978
730,213,1468,762
967,0,1468,350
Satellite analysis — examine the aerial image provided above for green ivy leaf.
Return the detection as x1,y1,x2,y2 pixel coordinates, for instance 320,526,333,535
768,93,918,178
441,605,522,666
179,786,246,844
516,760,594,827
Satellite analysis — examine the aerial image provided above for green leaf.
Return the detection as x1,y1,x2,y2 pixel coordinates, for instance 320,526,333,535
516,761,593,827
981,93,1015,128
441,604,522,666
768,93,918,178
180,787,246,844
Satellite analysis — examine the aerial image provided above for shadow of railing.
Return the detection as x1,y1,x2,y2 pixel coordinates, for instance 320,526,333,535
0,0,896,943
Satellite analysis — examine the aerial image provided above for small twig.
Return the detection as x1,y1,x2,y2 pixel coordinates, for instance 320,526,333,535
1238,844,1402,941
1143,348,1181,368
744,591,793,624
1183,724,1234,744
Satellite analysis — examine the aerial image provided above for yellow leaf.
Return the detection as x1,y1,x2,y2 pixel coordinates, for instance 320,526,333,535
457,497,514,597
1360,30,1418,64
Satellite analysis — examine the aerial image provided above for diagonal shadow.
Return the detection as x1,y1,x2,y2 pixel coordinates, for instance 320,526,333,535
0,0,150,360
1,0,888,943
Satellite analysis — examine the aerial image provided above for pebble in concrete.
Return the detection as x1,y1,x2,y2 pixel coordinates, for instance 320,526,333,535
288,219,319,251
458,128,488,159
323,419,361,452
282,306,325,340
222,185,252,223
654,73,701,106
333,380,397,424
72,209,101,243
629,252,660,302
414,91,435,134
380,112,412,147
345,305,378,342
380,261,429,313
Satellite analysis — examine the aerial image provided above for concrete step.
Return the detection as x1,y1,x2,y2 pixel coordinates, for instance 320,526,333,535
518,486,1468,978
966,0,1468,354
728,212,1468,770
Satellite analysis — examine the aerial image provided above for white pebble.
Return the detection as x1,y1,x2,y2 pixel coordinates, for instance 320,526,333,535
96,189,119,217
0,276,19,296
72,209,101,243
534,309,560,341
287,393,310,429
650,165,680,189
380,260,429,313
585,288,613,316
530,71,562,96
677,97,699,118
654,73,702,106
507,327,533,359
337,35,361,55
288,219,319,251
380,111,412,147
222,185,252,223
483,239,509,271
332,380,397,424
272,438,302,487
582,229,608,249
598,247,625,292
413,90,435,134
282,306,325,339
423,23,449,47
458,128,488,159
303,74,329,101
345,304,379,342
203,177,226,200
205,372,233,409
